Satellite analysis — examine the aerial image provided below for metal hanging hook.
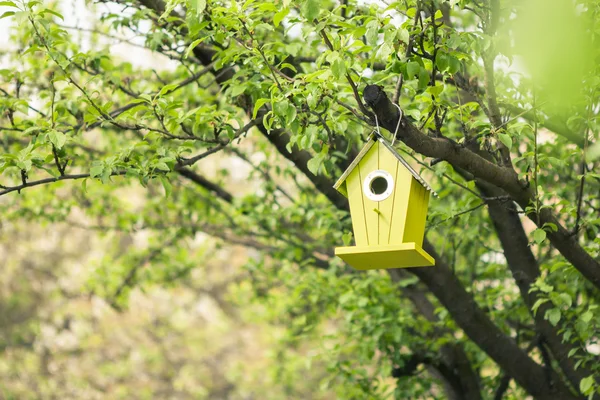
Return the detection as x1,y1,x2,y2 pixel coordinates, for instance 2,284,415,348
372,104,403,146
391,103,403,147
374,113,382,139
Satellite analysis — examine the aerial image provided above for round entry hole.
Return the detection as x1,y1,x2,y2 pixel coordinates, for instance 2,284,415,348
370,176,388,195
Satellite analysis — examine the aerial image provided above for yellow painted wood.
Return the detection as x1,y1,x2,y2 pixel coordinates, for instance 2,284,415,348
333,138,435,269
403,179,430,245
415,185,430,244
335,243,435,270
345,166,368,246
377,143,399,245
359,142,380,245
337,182,348,198
387,166,413,245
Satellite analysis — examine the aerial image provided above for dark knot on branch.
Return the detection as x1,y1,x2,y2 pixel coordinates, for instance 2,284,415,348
362,84,402,132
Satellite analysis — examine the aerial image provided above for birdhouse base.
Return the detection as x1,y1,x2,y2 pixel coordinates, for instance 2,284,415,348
335,242,435,270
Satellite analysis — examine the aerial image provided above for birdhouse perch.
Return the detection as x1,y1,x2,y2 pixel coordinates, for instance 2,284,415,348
334,135,437,270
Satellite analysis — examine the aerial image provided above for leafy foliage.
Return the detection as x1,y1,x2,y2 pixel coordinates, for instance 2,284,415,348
0,0,599,398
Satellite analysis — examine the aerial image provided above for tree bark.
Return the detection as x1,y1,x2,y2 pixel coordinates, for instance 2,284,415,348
363,84,600,291
479,181,590,389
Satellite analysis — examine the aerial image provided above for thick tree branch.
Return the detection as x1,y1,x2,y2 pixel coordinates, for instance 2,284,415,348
389,269,482,400
414,242,580,400
174,166,234,204
479,181,590,390
363,84,600,290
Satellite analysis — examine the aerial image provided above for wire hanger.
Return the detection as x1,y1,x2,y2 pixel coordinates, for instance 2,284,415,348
373,103,403,146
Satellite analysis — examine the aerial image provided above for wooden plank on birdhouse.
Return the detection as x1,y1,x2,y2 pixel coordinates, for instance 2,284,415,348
359,143,380,245
378,142,399,245
335,242,435,269
403,179,430,245
346,166,369,246
387,165,412,246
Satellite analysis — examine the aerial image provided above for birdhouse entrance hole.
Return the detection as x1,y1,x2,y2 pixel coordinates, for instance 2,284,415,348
371,177,387,194
363,170,394,201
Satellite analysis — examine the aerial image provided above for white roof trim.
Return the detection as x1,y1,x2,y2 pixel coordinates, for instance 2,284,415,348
333,135,437,197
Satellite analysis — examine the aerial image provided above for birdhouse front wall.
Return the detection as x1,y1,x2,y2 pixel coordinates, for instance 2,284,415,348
344,141,418,247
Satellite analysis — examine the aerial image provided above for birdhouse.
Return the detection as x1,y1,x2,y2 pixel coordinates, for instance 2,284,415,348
334,135,437,270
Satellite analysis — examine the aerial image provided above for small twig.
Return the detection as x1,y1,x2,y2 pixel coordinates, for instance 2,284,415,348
428,202,486,228
334,98,372,125
533,90,540,225
86,62,215,130
392,75,403,104
419,107,437,130
239,21,283,91
176,120,258,167
110,232,183,309
177,145,227,167
319,29,373,118
573,89,594,236
0,171,128,197
226,147,295,202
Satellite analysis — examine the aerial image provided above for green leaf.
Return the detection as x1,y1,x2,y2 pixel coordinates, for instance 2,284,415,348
533,228,546,244
184,38,206,59
556,293,572,308
157,83,179,97
498,133,512,149
579,376,595,395
41,8,64,20
48,130,67,150
436,53,449,72
366,22,379,46
342,231,353,246
0,1,17,7
154,162,170,171
301,0,319,20
229,83,247,97
273,99,290,118
331,58,345,79
273,7,289,27
586,141,600,161
418,68,430,90
536,281,554,293
427,84,443,97
407,61,420,78
90,165,104,178
159,175,172,197
307,154,323,175
377,43,393,61
285,104,297,123
253,98,269,119
194,0,206,15
0,11,15,19
545,308,561,326
580,311,593,323
352,26,366,39
531,298,549,314
398,28,409,44
448,55,461,74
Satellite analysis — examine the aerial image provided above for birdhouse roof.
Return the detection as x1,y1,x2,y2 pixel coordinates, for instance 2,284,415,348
333,135,437,197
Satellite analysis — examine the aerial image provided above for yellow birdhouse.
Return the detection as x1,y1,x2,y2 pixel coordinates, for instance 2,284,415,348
334,135,437,270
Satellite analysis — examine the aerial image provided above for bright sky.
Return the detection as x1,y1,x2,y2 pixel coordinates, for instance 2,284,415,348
0,0,177,70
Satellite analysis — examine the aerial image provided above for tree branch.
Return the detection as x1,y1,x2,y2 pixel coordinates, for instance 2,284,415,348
479,180,590,390
0,171,127,197
414,242,580,400
363,84,600,290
